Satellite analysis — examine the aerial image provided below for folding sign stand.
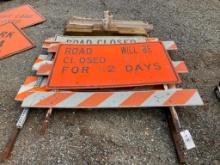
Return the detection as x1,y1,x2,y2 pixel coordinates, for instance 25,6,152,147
0,14,203,164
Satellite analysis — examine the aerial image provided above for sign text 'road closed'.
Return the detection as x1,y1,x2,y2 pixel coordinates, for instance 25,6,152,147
48,42,180,89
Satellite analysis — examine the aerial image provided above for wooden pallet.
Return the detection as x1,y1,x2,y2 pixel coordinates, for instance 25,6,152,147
64,11,153,36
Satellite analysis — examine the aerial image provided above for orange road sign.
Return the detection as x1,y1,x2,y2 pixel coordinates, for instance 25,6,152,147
0,23,34,59
0,4,45,28
48,42,180,89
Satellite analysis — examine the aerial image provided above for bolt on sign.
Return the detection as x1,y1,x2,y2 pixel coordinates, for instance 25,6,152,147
48,42,180,89
0,4,45,28
54,35,146,44
0,23,34,59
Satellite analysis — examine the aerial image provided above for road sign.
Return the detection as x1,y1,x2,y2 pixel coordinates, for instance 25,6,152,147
0,4,45,28
0,23,34,59
21,89,204,108
48,42,180,89
55,35,146,44
43,36,177,51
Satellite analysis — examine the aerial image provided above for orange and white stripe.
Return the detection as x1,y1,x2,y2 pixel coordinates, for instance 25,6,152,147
162,41,177,50
15,76,48,101
34,60,188,76
172,61,188,73
32,54,48,71
21,89,203,108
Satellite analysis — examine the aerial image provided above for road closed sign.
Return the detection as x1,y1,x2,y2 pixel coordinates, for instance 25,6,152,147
0,23,34,59
48,42,180,89
54,35,146,44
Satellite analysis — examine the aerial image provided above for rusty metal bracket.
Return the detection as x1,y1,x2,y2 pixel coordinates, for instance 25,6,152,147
0,51,50,161
0,128,20,161
0,108,29,161
40,108,53,135
166,109,186,164
164,84,186,164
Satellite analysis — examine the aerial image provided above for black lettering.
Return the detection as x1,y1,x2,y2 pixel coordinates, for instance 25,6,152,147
144,64,151,70
63,57,73,63
0,32,7,38
6,32,14,38
141,45,148,53
110,40,116,44
97,40,102,44
103,40,107,44
0,40,5,48
153,63,161,70
121,47,137,54
71,67,79,73
135,65,143,71
100,57,106,63
117,39,122,44
73,48,78,54
107,65,115,72
79,57,85,63
125,65,133,72
81,67,89,73
86,48,93,54
0,32,15,38
73,40,79,44
61,67,69,73
66,39,73,43
121,47,127,54
86,40,92,44
65,48,72,55
141,45,151,54
79,40,85,44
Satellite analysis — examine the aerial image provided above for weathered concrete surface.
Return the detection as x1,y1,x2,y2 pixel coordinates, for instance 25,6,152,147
0,0,219,164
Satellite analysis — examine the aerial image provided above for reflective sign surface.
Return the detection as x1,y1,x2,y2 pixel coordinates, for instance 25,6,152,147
48,42,180,89
0,4,45,28
55,35,146,44
0,23,34,59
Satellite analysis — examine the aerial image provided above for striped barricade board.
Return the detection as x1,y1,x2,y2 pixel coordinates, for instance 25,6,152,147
21,89,203,108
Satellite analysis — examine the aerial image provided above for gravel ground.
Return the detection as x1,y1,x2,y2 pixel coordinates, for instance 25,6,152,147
0,0,220,164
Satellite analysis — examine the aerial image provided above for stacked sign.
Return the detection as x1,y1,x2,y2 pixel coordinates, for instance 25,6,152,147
0,4,45,59
15,35,203,108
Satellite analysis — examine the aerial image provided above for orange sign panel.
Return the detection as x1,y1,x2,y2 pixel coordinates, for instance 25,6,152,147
48,42,180,89
0,4,45,28
0,23,34,59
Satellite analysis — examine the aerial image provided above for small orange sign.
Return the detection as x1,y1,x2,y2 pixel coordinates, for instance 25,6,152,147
0,4,45,28
48,42,180,89
0,23,34,59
